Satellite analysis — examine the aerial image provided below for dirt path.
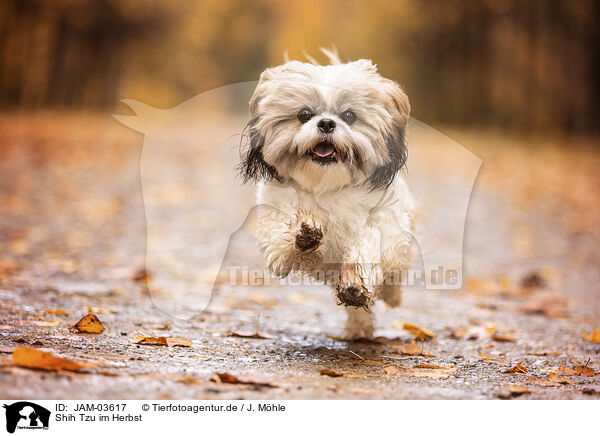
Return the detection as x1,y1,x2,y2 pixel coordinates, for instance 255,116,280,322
1,113,599,399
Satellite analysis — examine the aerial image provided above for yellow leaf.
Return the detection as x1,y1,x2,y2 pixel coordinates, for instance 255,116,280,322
582,330,600,343
546,373,572,385
73,314,105,334
402,322,436,340
12,347,97,372
130,335,192,347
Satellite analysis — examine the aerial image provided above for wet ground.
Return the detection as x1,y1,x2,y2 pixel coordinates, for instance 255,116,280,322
1,112,599,399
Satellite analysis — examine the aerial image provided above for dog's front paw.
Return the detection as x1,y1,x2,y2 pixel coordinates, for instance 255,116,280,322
293,211,323,252
295,222,322,251
336,284,372,309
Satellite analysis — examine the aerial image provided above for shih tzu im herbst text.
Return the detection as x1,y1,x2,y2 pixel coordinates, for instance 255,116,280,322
240,50,414,339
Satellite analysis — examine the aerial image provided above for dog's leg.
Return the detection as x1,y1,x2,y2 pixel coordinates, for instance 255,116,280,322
369,207,412,308
344,306,374,339
257,206,323,277
335,224,381,310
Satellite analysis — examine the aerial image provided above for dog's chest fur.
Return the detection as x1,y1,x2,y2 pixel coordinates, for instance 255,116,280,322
258,181,399,262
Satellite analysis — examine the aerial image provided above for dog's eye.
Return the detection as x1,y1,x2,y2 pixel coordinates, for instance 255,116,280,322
297,108,314,123
341,110,356,125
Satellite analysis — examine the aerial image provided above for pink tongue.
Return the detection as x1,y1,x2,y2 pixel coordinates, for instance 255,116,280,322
313,142,335,157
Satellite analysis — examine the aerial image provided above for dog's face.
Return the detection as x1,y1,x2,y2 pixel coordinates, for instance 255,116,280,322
241,56,410,192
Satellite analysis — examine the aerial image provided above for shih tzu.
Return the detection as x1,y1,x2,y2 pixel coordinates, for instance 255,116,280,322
240,49,414,339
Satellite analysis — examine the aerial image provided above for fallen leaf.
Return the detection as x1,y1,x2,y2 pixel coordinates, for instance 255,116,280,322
45,309,69,316
226,330,272,339
130,335,192,347
582,330,600,343
492,334,516,343
401,322,436,340
319,369,343,377
399,340,436,357
497,385,531,398
503,364,528,374
475,352,508,364
414,363,447,369
383,364,456,379
546,373,572,384
210,372,276,388
12,347,98,372
527,375,560,387
72,314,105,334
573,365,595,377
521,292,568,318
509,385,531,395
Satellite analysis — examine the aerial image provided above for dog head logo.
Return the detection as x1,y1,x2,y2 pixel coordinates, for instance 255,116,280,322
114,80,480,318
3,402,50,433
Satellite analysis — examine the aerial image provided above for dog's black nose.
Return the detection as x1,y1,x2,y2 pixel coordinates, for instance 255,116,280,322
318,118,336,133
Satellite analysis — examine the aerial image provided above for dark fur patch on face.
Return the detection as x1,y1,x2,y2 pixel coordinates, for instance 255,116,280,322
238,118,280,183
365,126,407,190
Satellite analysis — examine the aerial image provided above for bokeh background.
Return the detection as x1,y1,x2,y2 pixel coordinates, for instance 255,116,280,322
1,0,599,133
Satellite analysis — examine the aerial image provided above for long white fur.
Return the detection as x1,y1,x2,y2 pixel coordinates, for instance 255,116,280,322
248,51,414,338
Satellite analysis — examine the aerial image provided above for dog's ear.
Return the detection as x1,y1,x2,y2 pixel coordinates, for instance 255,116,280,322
367,79,410,190
239,118,280,183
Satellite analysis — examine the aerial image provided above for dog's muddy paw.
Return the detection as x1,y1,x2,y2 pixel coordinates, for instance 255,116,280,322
336,284,372,309
295,222,323,252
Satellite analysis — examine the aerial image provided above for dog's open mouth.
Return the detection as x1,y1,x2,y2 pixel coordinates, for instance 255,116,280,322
309,141,338,164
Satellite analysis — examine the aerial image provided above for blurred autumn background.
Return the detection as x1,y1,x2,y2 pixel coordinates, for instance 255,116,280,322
1,0,599,132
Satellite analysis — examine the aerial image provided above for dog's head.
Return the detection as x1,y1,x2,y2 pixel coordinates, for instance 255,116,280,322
240,50,410,192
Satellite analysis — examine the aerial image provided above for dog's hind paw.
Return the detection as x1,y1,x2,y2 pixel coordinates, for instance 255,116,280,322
336,284,372,309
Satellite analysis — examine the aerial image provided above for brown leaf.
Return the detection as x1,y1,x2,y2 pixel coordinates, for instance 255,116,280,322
492,334,516,343
582,330,600,343
72,314,105,334
502,364,528,374
573,365,595,377
130,335,192,347
553,364,579,376
319,369,343,377
12,347,98,372
497,385,531,398
521,292,568,318
402,322,436,340
226,330,272,339
414,363,447,369
383,364,456,379
546,373,572,385
399,340,436,357
527,375,560,387
210,372,276,388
